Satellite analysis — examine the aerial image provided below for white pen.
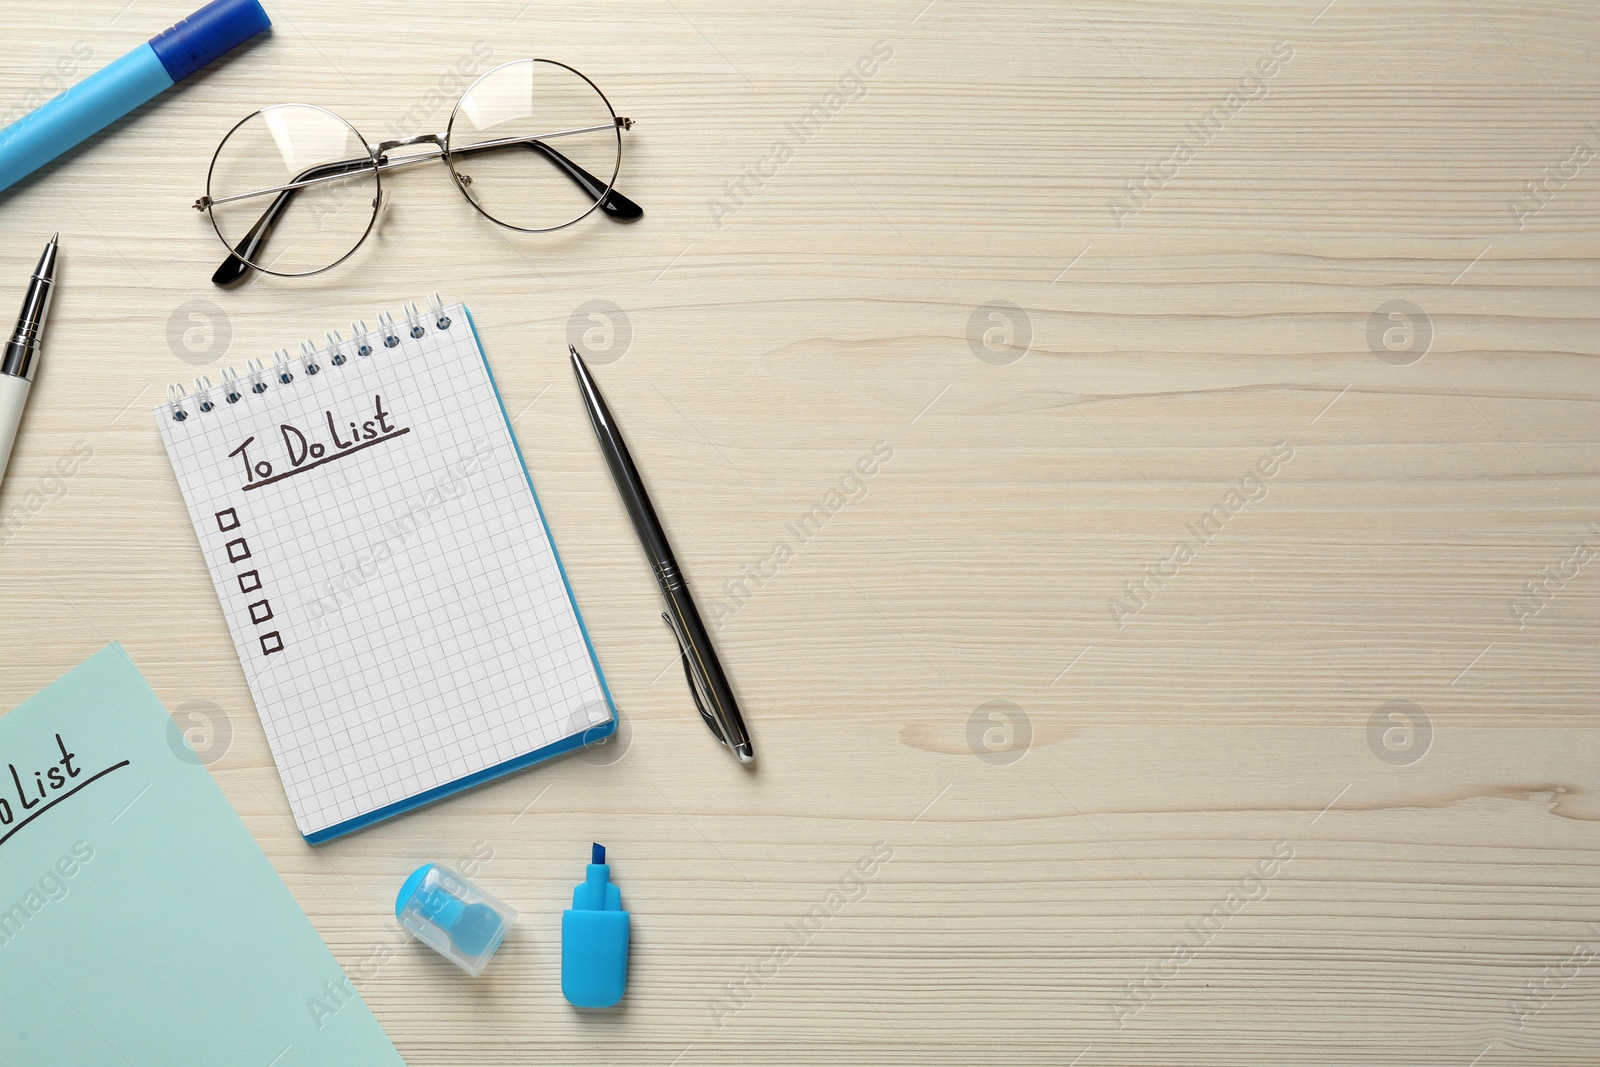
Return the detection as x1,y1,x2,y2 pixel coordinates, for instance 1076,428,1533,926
0,233,57,489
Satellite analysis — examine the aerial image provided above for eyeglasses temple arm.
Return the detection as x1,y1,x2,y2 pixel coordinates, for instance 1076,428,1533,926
526,140,643,221
447,135,642,220
210,156,381,288
209,134,641,286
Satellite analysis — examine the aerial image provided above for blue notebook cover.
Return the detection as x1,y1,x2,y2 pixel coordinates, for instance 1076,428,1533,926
157,301,616,842
0,645,406,1064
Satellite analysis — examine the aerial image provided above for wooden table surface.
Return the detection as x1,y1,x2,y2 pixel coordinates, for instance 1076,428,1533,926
1,1,1597,1064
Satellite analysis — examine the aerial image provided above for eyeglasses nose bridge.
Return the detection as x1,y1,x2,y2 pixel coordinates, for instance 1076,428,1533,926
373,131,447,155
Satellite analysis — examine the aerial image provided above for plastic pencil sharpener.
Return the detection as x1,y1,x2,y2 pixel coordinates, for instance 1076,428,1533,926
395,863,517,977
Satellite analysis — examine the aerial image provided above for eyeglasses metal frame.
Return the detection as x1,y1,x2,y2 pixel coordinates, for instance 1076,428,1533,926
193,58,638,281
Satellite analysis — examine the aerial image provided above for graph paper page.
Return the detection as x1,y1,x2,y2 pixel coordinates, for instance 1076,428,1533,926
156,303,611,838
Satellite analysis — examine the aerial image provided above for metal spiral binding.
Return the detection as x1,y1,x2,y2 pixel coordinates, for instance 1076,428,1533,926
222,358,267,402
377,311,401,348
193,376,216,413
163,294,454,423
403,301,426,339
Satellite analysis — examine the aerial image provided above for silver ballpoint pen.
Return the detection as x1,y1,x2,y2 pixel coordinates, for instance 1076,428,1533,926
0,233,58,490
569,346,755,764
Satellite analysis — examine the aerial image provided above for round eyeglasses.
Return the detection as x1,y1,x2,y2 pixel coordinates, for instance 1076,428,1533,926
192,58,642,285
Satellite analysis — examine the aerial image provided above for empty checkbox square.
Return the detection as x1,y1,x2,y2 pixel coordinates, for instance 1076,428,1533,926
248,599,274,624
215,508,240,531
260,631,284,656
238,570,262,593
225,538,251,562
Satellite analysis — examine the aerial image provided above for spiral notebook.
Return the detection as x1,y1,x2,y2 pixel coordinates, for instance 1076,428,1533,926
155,296,616,842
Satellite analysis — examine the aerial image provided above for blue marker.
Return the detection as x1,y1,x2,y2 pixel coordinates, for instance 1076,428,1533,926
0,0,270,193
562,843,631,1008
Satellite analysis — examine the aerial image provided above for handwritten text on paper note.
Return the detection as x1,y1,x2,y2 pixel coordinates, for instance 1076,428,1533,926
227,395,411,492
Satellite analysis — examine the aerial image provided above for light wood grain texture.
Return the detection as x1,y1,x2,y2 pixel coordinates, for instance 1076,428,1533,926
0,0,1597,1063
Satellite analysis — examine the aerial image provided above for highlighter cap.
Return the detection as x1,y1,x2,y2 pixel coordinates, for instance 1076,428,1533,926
149,0,271,84
395,863,517,977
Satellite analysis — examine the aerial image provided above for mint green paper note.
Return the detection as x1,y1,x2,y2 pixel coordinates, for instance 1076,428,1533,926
0,645,405,1065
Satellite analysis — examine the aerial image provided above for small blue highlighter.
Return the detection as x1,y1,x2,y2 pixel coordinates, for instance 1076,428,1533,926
0,0,271,193
562,843,631,1008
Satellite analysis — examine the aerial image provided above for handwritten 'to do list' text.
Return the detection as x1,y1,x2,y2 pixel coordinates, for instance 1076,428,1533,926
227,394,410,492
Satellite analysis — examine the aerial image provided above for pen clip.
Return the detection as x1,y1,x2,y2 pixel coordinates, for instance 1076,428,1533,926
661,612,727,746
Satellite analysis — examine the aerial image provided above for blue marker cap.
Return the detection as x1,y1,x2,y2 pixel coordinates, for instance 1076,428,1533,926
561,843,630,1008
149,0,271,84
395,863,517,977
